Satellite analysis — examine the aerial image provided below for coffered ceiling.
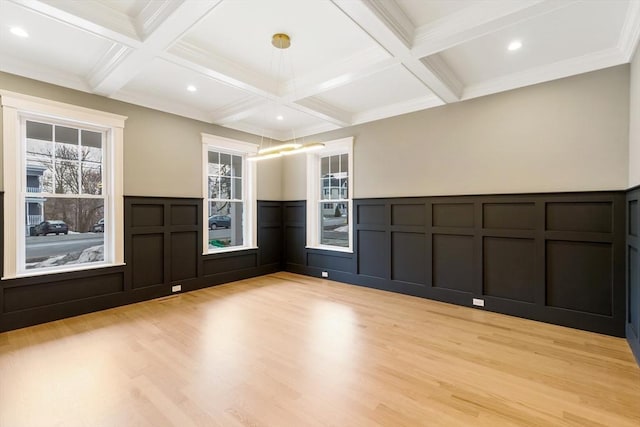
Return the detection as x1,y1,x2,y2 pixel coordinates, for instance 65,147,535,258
1,0,638,140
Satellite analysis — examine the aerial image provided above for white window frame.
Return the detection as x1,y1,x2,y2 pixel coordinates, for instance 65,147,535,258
306,137,354,253
1,90,126,279
201,133,258,254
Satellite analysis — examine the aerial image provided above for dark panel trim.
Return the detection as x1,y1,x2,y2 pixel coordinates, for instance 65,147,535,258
1,198,282,332
286,192,627,338
626,188,640,364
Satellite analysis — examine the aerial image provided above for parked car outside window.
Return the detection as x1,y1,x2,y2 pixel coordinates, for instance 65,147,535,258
34,220,69,236
92,218,104,232
208,215,231,229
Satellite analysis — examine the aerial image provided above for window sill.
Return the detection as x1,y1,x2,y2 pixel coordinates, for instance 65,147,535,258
305,245,354,254
204,246,258,256
4,262,126,280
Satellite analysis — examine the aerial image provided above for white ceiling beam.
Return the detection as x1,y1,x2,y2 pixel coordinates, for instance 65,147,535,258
211,97,269,125
331,0,461,103
618,0,640,62
283,48,397,101
411,0,578,59
10,0,142,46
292,98,353,127
89,0,223,96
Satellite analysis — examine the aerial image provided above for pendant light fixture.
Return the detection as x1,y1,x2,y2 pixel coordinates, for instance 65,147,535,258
248,33,324,161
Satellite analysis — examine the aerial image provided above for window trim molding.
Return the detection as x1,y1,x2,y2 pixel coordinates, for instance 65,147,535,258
1,90,127,279
306,136,354,253
201,133,258,255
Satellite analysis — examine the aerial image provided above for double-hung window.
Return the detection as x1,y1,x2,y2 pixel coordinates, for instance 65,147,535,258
306,137,353,252
1,91,126,278
202,134,257,253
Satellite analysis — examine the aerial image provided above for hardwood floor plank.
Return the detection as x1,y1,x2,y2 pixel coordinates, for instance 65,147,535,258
1,272,638,426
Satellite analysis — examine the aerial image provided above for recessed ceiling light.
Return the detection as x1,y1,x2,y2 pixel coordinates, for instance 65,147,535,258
276,115,284,121
187,85,197,92
10,27,29,38
508,40,522,51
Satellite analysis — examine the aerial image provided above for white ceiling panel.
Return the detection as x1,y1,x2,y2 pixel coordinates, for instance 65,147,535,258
436,0,631,86
179,0,386,83
313,64,434,114
0,1,115,77
98,0,149,19
397,0,483,27
117,57,255,115
0,0,637,140
237,103,325,136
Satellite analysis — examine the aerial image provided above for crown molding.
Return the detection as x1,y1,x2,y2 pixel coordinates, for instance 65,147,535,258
0,56,92,94
411,0,574,59
294,97,352,127
88,43,132,92
136,0,185,40
11,0,141,46
462,48,627,101
618,0,640,62
363,0,415,48
284,47,396,100
111,89,216,125
211,97,268,125
352,94,444,125
420,56,464,100
167,41,272,98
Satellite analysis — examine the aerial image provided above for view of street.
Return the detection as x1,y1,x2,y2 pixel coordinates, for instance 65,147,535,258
26,233,103,261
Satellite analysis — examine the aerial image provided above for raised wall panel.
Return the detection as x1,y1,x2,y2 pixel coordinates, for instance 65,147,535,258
170,231,198,281
483,203,535,230
308,253,352,272
261,205,282,224
630,247,639,336
433,234,474,292
483,237,535,302
259,227,282,265
132,233,164,288
391,204,425,226
285,205,305,224
131,204,164,227
358,230,386,278
546,240,613,315
391,232,426,284
3,274,123,312
171,204,198,226
546,202,612,233
630,200,638,237
286,227,305,265
432,203,474,228
357,204,385,225
203,254,256,276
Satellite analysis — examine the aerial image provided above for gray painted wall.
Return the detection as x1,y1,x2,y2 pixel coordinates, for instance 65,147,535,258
630,46,640,188
283,65,631,200
0,72,283,200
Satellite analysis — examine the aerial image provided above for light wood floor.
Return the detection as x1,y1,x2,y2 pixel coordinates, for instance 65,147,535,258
0,272,638,427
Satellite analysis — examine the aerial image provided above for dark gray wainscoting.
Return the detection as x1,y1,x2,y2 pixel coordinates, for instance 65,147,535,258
627,187,640,363
284,192,627,337
0,197,282,332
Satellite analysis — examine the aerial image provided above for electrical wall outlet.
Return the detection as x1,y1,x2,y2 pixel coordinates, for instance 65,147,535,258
171,284,182,293
321,271,329,278
472,298,484,307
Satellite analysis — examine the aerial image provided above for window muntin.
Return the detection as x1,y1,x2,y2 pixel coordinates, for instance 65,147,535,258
1,90,126,279
202,134,257,255
319,153,349,247
306,137,353,252
206,149,245,250
23,120,106,271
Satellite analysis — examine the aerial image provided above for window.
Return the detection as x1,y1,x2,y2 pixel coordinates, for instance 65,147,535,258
306,137,353,252
1,91,126,278
202,134,257,253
